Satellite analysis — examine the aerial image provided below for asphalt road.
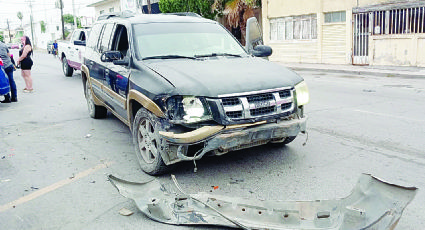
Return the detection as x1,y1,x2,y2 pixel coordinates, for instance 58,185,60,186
1,51,424,229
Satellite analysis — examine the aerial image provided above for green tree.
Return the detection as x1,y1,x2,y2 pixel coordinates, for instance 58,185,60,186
0,34,4,42
159,0,218,20
40,21,46,33
17,11,23,28
212,0,260,43
63,14,81,28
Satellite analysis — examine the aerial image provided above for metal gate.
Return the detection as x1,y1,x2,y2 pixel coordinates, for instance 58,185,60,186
353,13,370,65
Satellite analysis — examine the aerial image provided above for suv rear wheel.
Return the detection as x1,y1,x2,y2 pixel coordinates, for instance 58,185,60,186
133,107,171,175
85,81,107,118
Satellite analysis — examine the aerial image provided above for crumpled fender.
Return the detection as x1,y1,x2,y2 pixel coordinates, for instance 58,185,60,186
108,174,417,230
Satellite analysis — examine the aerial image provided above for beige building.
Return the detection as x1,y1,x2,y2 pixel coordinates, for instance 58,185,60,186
88,0,121,19
262,0,425,67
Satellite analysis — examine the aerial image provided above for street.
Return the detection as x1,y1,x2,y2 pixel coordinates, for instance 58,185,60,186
1,50,424,229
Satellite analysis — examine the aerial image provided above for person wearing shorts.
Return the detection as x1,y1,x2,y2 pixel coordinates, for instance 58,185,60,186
17,36,33,93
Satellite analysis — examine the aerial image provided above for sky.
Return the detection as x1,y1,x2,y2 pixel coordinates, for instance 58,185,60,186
0,0,96,29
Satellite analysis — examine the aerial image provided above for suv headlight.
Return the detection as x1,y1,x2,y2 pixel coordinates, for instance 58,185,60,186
295,81,309,106
167,96,212,123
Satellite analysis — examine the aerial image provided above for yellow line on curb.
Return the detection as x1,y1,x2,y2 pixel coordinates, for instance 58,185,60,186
0,161,112,213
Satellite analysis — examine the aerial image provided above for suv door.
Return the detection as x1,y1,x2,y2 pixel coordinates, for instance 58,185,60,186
91,23,115,102
103,24,130,119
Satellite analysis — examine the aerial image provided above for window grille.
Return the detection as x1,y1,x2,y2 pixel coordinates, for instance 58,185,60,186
270,14,317,41
373,7,425,35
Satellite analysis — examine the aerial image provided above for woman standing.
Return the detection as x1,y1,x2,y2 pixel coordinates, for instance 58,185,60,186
17,36,34,93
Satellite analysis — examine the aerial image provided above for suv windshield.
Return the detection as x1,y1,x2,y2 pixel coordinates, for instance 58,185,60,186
132,22,247,60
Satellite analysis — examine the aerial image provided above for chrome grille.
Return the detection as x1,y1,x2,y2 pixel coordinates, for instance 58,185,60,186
219,87,294,120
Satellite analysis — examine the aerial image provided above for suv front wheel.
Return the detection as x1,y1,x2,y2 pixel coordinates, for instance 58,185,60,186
85,81,107,118
133,107,171,175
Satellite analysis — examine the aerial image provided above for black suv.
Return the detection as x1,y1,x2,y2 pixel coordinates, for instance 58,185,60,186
82,12,309,175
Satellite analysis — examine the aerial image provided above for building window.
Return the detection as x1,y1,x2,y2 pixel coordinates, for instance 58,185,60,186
56,26,59,31
270,14,317,41
324,11,346,23
100,10,104,15
109,7,114,12
372,7,425,35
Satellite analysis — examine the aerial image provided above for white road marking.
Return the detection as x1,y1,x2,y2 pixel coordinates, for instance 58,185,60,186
0,161,112,213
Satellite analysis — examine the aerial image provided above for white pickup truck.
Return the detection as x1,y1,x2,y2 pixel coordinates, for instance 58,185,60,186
58,29,89,77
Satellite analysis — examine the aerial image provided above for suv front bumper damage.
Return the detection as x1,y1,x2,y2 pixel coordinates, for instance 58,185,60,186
159,116,307,161
109,174,417,230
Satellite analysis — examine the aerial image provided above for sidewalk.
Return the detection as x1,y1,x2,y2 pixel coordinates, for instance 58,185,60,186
276,62,425,78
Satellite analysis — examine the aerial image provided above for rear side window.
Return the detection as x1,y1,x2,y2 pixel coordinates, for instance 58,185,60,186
98,23,115,53
86,24,103,49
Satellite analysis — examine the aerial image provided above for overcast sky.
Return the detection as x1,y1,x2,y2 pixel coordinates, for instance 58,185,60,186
0,0,96,29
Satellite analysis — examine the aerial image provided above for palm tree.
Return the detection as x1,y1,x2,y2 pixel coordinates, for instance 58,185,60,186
17,11,23,28
213,0,258,44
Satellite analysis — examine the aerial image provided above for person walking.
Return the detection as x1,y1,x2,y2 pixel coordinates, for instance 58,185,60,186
0,40,17,102
17,36,34,93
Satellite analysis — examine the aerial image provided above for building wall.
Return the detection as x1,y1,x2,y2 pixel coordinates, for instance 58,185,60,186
263,0,354,64
262,0,425,66
94,1,121,19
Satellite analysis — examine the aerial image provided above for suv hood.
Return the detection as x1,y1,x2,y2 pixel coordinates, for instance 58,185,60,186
145,57,303,97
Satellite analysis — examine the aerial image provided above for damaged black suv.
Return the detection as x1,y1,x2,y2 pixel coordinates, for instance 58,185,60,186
82,12,309,175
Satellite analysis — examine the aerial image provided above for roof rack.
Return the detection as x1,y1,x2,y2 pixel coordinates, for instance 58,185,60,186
97,10,136,21
164,12,202,18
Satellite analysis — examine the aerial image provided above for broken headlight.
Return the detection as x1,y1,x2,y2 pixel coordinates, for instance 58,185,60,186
167,96,212,124
295,80,309,106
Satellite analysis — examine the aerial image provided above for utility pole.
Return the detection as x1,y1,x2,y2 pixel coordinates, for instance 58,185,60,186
56,0,66,39
28,0,36,46
72,0,77,29
6,19,12,43
147,0,152,14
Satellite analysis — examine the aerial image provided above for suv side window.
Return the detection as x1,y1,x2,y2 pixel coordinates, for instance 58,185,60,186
98,23,115,53
111,24,129,57
86,24,103,49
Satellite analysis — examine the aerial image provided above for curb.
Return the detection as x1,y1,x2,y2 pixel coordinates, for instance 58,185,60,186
286,66,425,79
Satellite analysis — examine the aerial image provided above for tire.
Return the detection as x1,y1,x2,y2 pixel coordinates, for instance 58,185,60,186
62,57,74,77
132,107,171,175
270,136,297,145
85,81,107,119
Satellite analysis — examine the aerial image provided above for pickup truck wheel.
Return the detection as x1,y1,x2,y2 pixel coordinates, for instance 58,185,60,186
133,108,171,175
62,57,74,77
85,81,107,118
270,136,297,145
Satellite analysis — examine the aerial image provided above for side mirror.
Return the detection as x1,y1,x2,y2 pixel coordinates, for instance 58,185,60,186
101,51,123,62
252,45,272,57
74,40,86,46
245,17,263,53
113,57,130,66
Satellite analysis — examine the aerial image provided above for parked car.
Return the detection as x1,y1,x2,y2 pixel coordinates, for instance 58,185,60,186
58,29,90,77
47,40,54,54
9,43,19,49
82,12,309,175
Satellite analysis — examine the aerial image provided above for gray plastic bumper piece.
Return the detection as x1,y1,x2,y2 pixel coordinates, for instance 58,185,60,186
108,174,417,230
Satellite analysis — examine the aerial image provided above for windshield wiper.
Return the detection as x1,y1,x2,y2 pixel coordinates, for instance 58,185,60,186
195,53,242,58
142,55,197,60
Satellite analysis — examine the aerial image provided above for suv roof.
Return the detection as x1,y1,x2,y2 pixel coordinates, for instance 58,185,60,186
97,11,213,24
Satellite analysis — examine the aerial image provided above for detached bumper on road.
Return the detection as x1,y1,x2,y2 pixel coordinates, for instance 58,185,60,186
109,174,417,230
159,116,307,161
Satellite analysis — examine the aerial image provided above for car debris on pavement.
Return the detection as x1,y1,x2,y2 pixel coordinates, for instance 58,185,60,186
108,174,417,230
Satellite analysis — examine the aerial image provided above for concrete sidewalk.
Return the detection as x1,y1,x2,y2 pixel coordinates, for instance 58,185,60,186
276,62,425,78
